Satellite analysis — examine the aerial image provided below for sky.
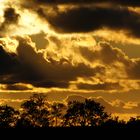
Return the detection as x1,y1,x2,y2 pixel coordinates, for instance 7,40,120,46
1,0,140,120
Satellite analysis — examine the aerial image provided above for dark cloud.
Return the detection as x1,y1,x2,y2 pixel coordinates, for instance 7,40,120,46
24,0,140,7
43,7,140,38
3,7,19,24
76,82,123,91
0,45,19,75
20,0,140,38
0,7,20,33
0,37,103,88
4,84,32,91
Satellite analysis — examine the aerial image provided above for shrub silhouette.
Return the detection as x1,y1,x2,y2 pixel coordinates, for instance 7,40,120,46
126,117,140,128
101,116,126,128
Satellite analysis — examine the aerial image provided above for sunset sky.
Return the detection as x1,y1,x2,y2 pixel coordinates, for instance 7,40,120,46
1,0,140,120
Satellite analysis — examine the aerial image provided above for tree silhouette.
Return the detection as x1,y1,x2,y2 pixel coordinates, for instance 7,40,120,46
0,105,19,128
50,102,66,127
62,101,84,127
62,99,109,127
1,93,140,128
16,94,50,128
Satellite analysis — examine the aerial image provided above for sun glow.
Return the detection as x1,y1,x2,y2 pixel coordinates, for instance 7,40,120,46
0,0,5,3
0,0,5,16
11,9,56,36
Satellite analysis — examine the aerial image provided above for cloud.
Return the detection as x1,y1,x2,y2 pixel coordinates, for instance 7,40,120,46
18,0,140,39
31,6,140,39
22,0,140,7
1,34,140,91
2,83,33,91
79,42,140,81
126,59,140,79
30,32,49,50
79,42,130,65
1,0,139,45
76,82,123,91
3,7,19,24
0,36,104,88
0,7,20,35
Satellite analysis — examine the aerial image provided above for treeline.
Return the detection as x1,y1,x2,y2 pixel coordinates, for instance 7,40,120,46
0,94,140,128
